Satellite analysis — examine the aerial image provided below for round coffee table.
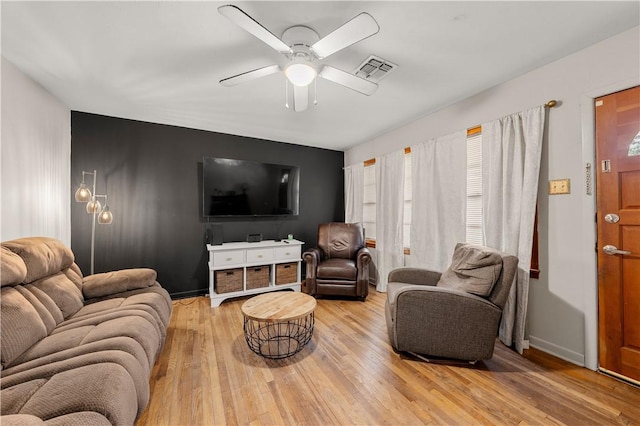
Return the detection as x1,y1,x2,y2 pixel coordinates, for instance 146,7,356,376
241,291,316,359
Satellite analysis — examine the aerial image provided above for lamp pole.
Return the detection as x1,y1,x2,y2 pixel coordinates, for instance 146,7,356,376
89,169,97,275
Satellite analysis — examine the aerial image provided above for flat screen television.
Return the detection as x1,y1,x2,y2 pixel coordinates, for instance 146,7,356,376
202,157,300,217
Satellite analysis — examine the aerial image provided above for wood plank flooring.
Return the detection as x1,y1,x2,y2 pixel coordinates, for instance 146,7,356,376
137,289,640,425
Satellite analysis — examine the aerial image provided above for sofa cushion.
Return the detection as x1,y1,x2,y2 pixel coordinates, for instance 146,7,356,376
9,311,161,370
14,287,58,334
0,414,47,425
22,285,65,327
82,268,157,299
63,264,84,292
46,412,113,426
70,291,172,336
0,412,112,426
437,244,503,297
30,273,83,319
2,238,74,284
1,379,48,416
1,336,149,381
50,312,162,365
1,247,27,287
0,287,48,369
1,350,150,417
317,258,357,280
1,363,139,425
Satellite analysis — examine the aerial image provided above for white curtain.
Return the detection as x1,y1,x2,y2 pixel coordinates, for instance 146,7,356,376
374,150,405,292
344,163,364,224
409,131,467,271
482,106,545,354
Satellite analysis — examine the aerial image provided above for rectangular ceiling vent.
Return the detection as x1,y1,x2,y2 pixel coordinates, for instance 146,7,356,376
354,55,397,83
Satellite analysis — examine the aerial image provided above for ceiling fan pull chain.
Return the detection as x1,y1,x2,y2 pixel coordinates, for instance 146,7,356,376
285,78,290,109
313,78,318,106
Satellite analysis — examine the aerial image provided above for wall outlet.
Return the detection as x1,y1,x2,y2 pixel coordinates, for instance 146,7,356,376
549,178,571,195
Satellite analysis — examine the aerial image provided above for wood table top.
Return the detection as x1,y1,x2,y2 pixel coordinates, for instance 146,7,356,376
241,291,316,322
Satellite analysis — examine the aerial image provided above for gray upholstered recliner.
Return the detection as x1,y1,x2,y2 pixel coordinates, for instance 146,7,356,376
302,222,371,300
385,243,518,361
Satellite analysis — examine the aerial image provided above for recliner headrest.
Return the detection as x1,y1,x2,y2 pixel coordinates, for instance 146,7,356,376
2,237,75,284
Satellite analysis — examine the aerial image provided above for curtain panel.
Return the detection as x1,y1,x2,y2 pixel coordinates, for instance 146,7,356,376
344,163,364,224
408,131,467,271
482,105,545,354
374,150,405,292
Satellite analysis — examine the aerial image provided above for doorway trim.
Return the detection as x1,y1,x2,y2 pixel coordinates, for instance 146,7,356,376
580,77,640,371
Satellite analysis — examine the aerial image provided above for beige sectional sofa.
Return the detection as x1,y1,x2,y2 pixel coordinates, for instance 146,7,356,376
0,237,172,425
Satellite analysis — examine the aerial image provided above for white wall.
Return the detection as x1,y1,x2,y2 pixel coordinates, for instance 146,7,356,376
1,57,71,244
345,27,640,369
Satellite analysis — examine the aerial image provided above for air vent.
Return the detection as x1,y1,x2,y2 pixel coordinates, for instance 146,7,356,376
354,55,397,83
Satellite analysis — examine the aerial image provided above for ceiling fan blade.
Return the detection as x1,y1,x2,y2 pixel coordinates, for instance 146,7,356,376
310,13,379,59
293,85,309,112
218,5,292,54
220,65,281,87
319,66,378,96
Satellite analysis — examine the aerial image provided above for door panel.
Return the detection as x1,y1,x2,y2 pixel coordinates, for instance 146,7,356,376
595,85,640,383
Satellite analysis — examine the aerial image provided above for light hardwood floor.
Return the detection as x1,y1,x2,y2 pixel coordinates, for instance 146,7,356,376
137,289,640,425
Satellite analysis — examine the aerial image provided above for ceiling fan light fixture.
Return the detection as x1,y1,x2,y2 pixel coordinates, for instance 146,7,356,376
284,62,317,87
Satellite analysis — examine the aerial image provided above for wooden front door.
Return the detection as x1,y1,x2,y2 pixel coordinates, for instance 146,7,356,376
596,86,640,383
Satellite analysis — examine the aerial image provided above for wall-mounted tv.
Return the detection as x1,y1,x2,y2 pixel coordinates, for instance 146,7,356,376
202,157,300,217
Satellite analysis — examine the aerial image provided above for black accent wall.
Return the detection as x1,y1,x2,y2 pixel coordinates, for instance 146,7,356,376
71,112,345,298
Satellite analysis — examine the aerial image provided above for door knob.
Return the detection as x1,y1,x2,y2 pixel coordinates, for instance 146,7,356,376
604,213,620,223
603,245,631,256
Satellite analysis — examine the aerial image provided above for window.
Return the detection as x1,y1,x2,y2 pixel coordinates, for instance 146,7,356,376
466,127,483,245
363,159,376,246
403,148,412,253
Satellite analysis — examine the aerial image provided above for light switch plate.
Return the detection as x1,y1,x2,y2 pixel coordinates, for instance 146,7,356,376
549,178,571,195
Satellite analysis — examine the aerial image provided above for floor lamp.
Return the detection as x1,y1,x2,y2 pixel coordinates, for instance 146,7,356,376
75,170,113,275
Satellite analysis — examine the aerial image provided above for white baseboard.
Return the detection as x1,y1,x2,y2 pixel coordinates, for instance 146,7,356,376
529,335,585,367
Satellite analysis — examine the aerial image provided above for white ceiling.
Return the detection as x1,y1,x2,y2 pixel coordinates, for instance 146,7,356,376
2,1,639,151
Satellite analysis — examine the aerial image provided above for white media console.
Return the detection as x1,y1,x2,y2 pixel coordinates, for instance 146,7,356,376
206,239,304,307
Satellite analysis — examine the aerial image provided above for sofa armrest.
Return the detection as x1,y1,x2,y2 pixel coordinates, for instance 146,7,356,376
302,247,322,267
356,247,372,267
387,267,441,287
302,248,322,295
82,268,157,300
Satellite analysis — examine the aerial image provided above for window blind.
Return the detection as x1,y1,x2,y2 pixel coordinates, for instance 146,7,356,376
466,132,484,245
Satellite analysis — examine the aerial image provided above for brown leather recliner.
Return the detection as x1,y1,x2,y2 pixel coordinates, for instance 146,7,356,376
302,223,372,300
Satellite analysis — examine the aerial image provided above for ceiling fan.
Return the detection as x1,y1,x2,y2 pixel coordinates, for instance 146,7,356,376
218,4,381,112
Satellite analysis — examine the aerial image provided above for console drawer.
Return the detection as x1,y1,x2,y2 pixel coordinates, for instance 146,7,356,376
275,245,301,261
212,250,245,267
246,248,274,263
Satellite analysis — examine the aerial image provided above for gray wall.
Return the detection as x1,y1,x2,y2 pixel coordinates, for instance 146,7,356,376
71,112,344,298
345,27,640,369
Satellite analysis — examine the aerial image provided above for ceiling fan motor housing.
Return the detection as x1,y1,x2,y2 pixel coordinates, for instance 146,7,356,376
282,26,320,62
